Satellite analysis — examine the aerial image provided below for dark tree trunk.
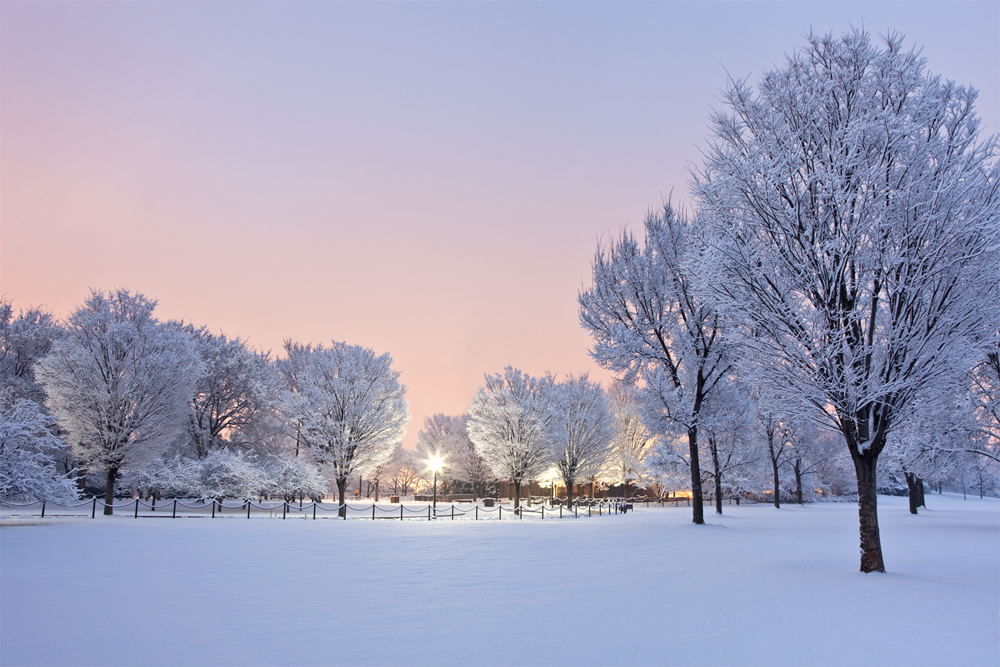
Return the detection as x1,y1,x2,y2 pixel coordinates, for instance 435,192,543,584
710,439,723,515
514,480,521,514
374,481,379,502
794,458,803,505
565,476,574,509
688,427,704,524
336,478,347,518
104,466,118,516
854,454,885,573
771,457,781,509
905,471,920,514
917,478,925,508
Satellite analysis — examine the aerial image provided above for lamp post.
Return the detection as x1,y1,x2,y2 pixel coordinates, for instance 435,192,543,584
426,453,445,510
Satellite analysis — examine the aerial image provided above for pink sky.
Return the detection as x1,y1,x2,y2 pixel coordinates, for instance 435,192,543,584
3,2,997,447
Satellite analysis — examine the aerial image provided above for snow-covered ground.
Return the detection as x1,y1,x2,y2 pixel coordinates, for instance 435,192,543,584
1,493,997,667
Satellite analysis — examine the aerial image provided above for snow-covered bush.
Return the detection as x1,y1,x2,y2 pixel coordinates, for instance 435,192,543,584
266,456,328,501
0,396,79,503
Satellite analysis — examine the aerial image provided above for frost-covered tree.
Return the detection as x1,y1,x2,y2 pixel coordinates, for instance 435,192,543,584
0,395,78,503
416,414,491,499
695,30,1000,571
1,300,62,404
552,374,614,507
281,341,409,516
580,205,732,523
182,326,283,458
468,367,556,509
602,383,654,497
36,290,199,514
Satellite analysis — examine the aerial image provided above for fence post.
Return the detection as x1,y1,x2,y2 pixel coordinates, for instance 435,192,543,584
499,505,502,520
427,505,431,521
212,501,216,519
283,501,287,520
41,501,46,518
343,503,347,520
247,501,251,519
372,504,376,521
314,503,317,520
135,498,139,519
475,506,478,521
541,506,544,520
92,498,96,519
400,505,403,521
451,505,455,520
520,504,523,520
173,499,177,518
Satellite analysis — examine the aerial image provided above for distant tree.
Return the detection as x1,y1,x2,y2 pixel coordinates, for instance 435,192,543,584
580,204,732,524
552,374,614,507
36,290,199,514
468,367,555,510
0,395,78,503
695,30,1000,571
182,326,283,458
602,383,653,498
281,341,409,517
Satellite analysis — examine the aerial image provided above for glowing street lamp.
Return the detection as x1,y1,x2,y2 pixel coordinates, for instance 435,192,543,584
425,453,446,509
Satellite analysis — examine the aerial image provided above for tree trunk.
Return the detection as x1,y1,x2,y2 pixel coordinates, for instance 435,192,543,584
771,458,781,509
514,480,521,514
103,466,118,516
565,476,574,509
710,439,723,515
337,478,347,518
854,455,885,573
905,471,920,514
688,427,704,524
917,478,925,508
374,481,379,502
794,458,803,505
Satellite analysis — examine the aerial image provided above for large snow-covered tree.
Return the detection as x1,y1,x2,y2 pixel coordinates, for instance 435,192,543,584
467,367,556,509
695,30,1000,571
281,341,409,516
36,290,199,514
552,374,614,508
182,326,283,458
580,204,732,523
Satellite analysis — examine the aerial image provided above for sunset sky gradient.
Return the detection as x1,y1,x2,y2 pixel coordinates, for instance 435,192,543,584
2,1,997,446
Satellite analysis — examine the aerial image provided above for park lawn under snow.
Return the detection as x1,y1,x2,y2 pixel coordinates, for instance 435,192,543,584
1,494,997,667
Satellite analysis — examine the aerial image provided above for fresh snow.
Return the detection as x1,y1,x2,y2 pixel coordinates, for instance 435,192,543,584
1,494,997,667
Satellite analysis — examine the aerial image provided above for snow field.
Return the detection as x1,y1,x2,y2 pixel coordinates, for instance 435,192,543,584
1,494,997,667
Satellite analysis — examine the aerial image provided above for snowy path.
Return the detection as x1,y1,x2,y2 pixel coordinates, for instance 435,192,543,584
2,494,997,666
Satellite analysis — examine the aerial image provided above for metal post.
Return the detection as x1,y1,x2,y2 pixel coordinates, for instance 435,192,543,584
313,503,317,520
41,501,46,518
475,506,478,520
247,500,251,519
283,501,287,519
135,499,139,519
343,503,346,520
432,470,438,509
520,504,523,520
428,505,431,521
173,499,178,518
400,505,403,521
92,498,96,519
541,506,544,520
212,501,216,518
451,505,454,520
372,504,376,520
499,505,502,520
